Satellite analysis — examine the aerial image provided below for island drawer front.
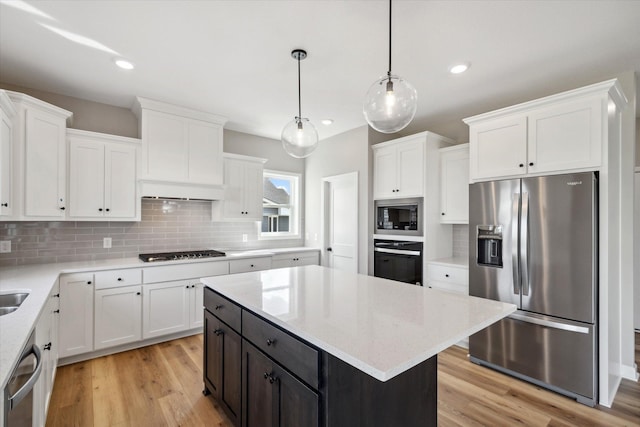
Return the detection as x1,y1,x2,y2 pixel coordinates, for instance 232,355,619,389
426,264,468,285
94,268,142,289
242,310,319,389
204,288,241,332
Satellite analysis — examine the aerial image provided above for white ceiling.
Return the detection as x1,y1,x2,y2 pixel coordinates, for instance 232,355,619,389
1,0,639,143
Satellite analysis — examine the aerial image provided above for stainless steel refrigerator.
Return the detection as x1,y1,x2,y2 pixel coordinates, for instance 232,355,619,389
468,171,597,407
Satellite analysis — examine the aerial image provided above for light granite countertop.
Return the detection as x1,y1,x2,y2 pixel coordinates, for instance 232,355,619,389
0,247,318,389
201,265,516,382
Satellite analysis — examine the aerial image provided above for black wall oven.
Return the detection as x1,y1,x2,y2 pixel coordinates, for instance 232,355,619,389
375,198,423,236
373,239,423,286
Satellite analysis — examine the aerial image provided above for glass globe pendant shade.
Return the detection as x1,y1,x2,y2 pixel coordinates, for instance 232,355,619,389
363,74,417,134
281,117,318,158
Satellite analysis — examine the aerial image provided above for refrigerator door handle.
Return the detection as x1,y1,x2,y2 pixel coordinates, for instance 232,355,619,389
511,193,520,295
521,192,529,296
509,312,590,334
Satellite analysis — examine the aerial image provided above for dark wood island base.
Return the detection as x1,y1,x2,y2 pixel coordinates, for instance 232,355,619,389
203,287,438,427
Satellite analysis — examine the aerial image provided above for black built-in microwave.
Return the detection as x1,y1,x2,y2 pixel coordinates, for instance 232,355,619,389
375,198,423,236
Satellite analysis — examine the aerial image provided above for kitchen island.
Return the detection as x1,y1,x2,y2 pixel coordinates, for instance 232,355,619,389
201,265,516,427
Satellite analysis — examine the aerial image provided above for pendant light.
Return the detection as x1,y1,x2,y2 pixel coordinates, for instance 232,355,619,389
281,49,318,158
363,0,417,134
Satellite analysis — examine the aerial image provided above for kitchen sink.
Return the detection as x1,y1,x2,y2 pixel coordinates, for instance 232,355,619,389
0,292,29,316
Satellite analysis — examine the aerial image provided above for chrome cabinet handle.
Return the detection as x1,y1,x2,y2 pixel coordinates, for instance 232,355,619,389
214,305,223,310
266,339,276,346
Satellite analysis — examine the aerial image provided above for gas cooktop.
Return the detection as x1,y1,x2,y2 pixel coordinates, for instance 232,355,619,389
138,249,226,262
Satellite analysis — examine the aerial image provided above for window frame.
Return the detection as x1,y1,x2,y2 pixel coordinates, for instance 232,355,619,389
259,169,301,240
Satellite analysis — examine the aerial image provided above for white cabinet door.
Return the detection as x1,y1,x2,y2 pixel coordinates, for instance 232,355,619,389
69,139,105,218
143,110,186,181
24,107,67,218
373,145,397,199
396,139,424,197
33,281,59,427
68,130,139,220
440,144,469,224
242,160,263,219
95,285,142,349
214,155,265,221
0,105,13,216
221,157,245,219
59,273,94,358
142,280,190,339
189,282,204,329
104,143,137,218
469,116,527,181
527,97,602,174
187,119,222,184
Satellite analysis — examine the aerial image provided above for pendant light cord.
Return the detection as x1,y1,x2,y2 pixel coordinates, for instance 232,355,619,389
387,0,392,79
297,55,302,120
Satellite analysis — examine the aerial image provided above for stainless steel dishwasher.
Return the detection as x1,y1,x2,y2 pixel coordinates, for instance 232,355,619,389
3,330,42,427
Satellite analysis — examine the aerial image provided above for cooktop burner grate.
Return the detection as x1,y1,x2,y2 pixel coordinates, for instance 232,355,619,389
138,249,226,262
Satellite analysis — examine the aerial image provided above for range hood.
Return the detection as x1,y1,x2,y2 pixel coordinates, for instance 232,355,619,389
132,96,228,201
139,180,225,201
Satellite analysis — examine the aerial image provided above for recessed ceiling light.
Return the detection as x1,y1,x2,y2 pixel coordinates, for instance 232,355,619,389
321,119,333,126
114,59,134,70
449,63,470,74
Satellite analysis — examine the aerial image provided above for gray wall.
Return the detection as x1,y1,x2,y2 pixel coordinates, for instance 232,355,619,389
0,81,138,138
304,126,370,274
0,199,300,267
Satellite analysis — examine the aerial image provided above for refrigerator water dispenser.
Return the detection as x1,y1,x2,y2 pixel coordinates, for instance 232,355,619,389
477,225,503,267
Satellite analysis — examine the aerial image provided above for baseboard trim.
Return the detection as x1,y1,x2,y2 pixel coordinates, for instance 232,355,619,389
58,328,203,366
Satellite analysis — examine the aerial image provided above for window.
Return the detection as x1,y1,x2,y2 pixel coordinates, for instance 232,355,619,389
261,170,300,239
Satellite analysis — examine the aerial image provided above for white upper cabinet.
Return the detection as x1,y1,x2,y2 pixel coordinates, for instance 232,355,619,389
0,91,15,217
212,153,267,221
439,144,469,224
465,81,613,182
68,129,140,220
372,136,425,199
133,97,227,200
7,91,72,219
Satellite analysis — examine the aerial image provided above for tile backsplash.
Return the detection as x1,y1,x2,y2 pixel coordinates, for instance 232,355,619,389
452,224,469,259
0,199,302,267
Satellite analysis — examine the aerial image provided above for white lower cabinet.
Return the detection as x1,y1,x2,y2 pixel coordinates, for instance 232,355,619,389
58,272,94,358
33,281,60,427
94,285,142,349
190,281,205,329
142,280,191,339
426,260,469,348
271,251,320,269
228,256,272,274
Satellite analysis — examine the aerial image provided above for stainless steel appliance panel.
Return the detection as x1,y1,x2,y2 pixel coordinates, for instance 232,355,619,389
469,312,596,403
521,173,596,323
4,331,42,427
468,179,520,307
375,198,423,236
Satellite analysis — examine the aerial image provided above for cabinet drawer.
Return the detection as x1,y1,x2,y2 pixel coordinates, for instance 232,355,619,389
426,264,468,286
94,268,142,289
271,252,320,268
428,280,468,295
143,261,229,283
228,257,272,274
204,287,241,332
242,310,318,389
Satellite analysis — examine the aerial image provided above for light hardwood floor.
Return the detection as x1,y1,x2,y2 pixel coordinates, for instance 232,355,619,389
47,333,640,427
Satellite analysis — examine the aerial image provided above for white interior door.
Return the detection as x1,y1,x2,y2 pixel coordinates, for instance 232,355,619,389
322,172,358,273
634,171,640,331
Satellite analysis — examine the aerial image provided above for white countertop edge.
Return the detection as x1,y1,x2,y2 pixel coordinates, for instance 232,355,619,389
204,283,516,382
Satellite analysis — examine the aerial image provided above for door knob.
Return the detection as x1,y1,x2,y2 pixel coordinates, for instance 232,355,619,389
327,247,332,252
